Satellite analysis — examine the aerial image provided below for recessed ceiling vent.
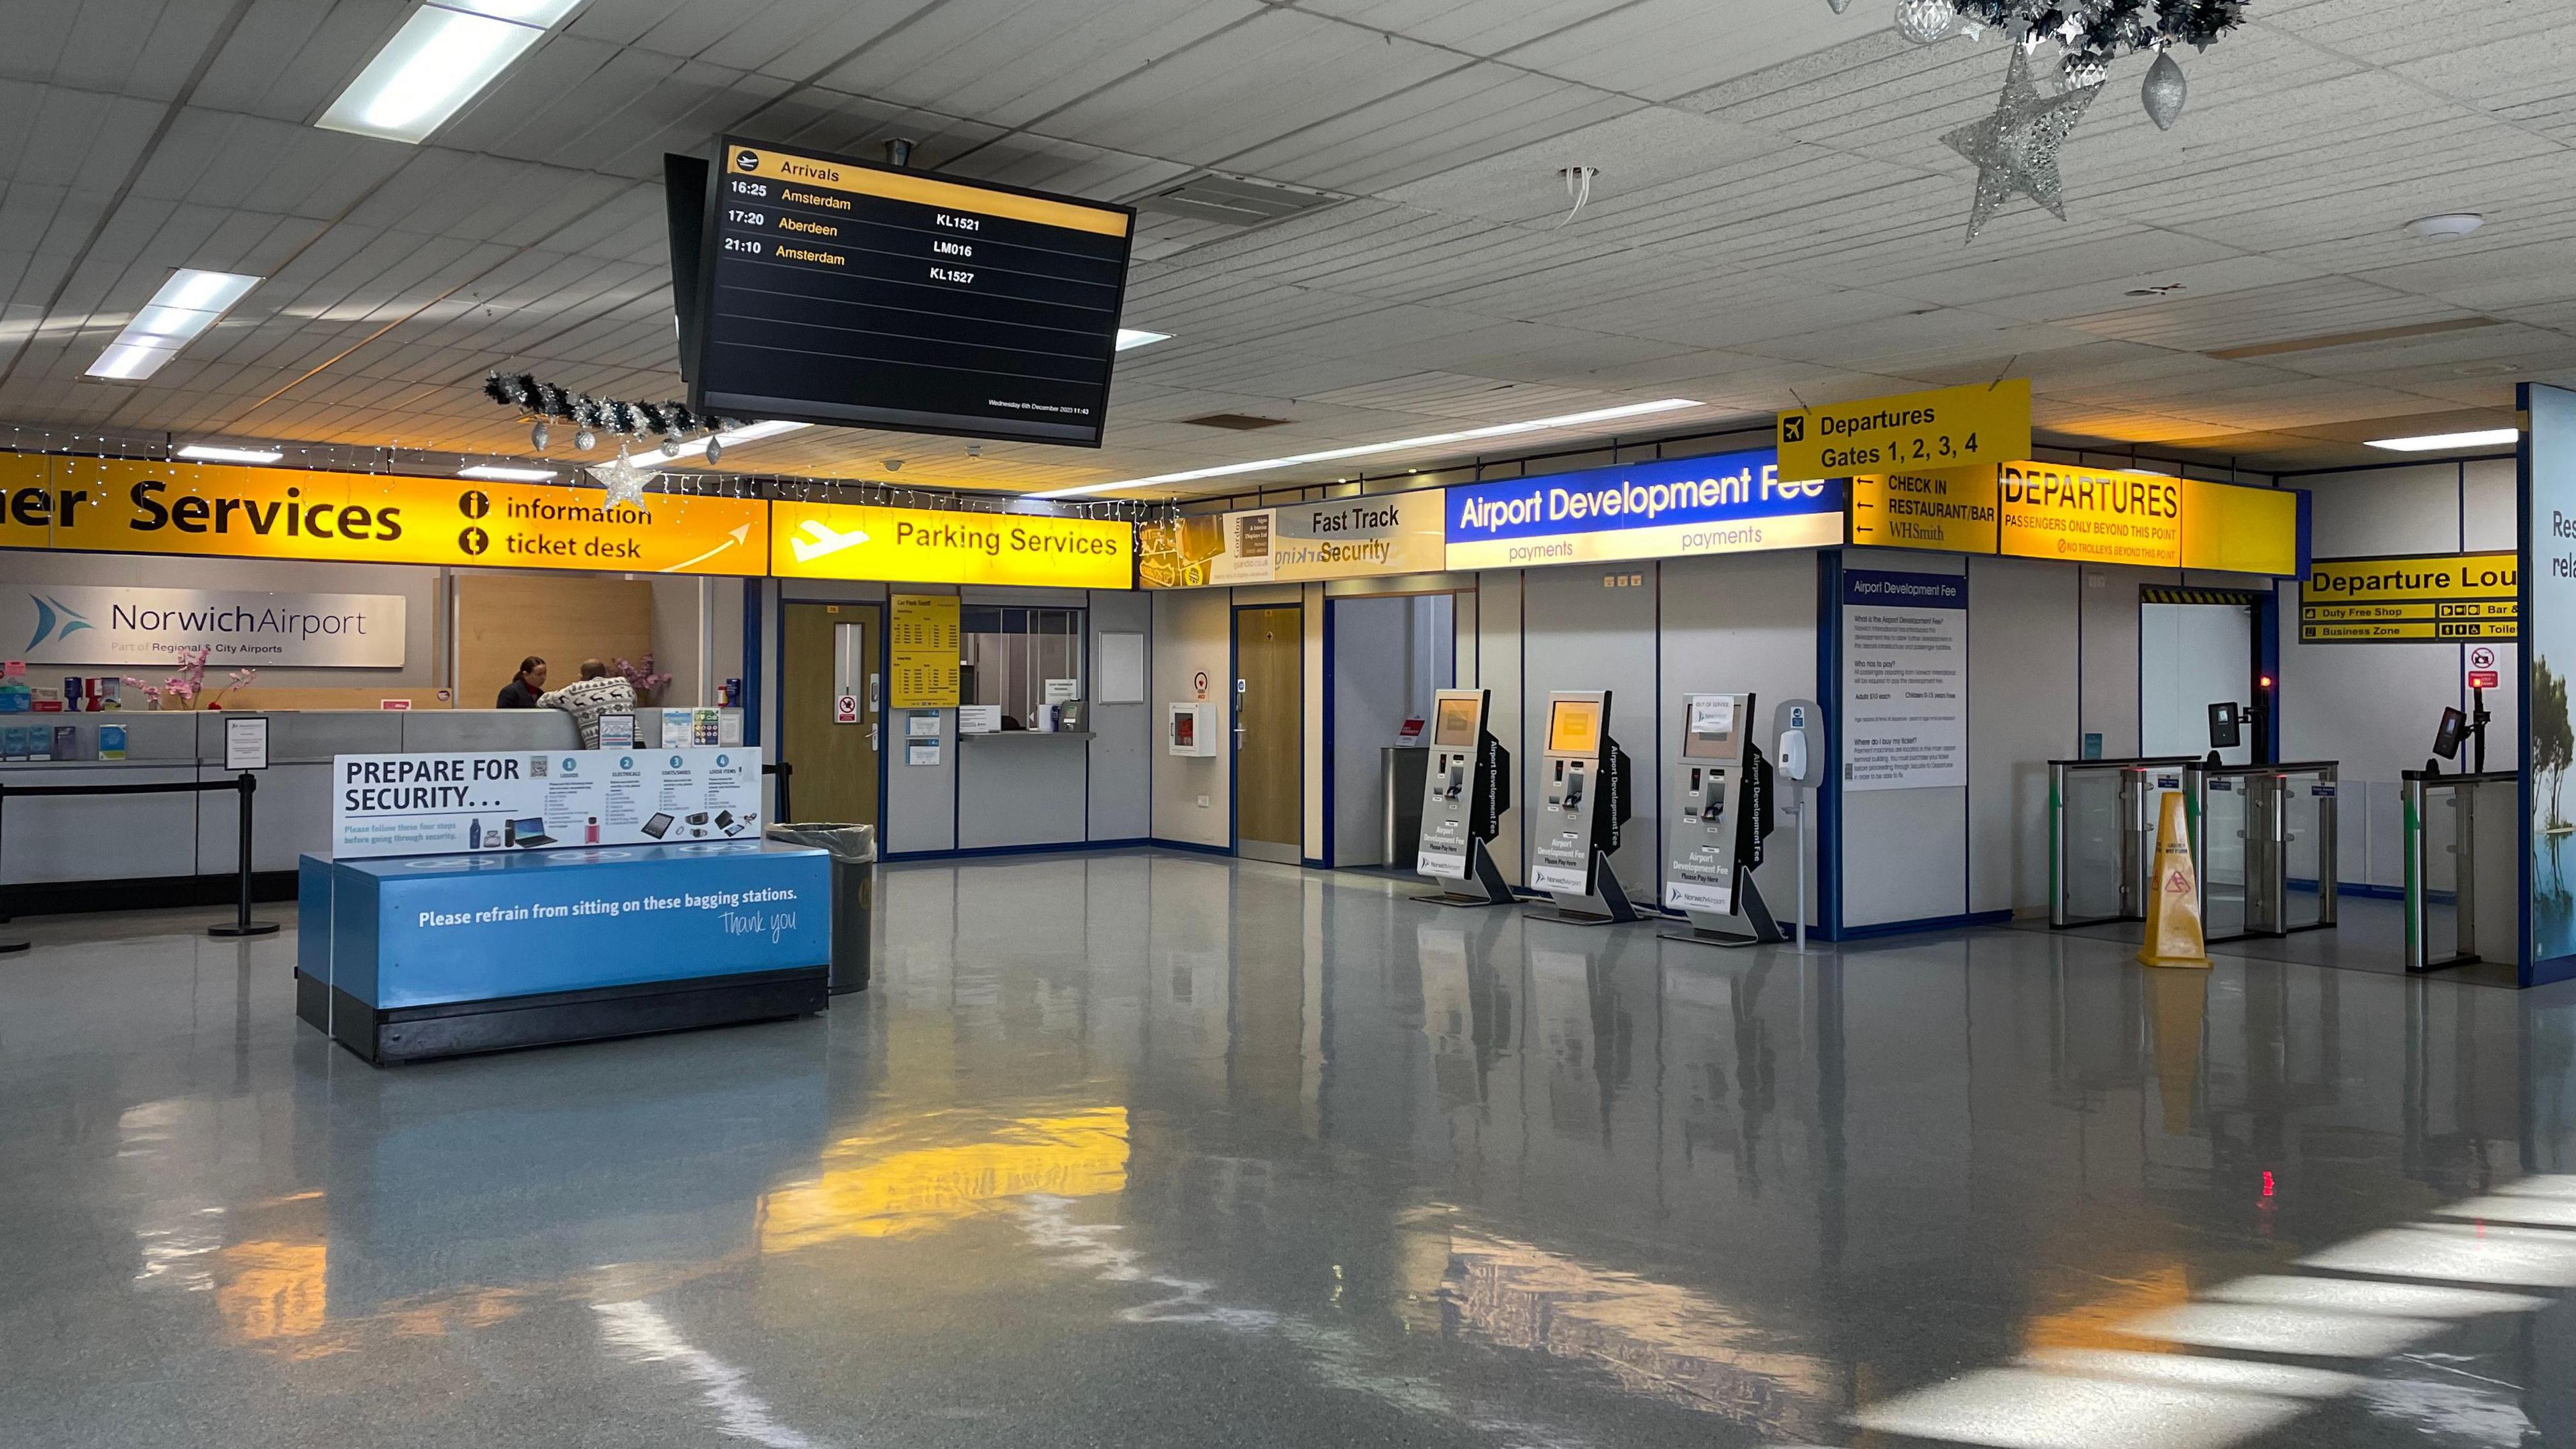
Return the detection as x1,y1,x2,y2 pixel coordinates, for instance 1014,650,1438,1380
1177,413,1293,431
1137,174,1339,227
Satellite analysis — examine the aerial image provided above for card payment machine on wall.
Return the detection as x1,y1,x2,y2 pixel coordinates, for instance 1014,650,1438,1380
1661,692,1786,947
1412,689,1515,906
1527,690,1638,924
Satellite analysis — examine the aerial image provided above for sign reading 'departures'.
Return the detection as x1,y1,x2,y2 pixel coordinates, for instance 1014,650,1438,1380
1441,449,1843,571
1778,380,2030,478
0,455,767,574
331,747,763,859
2300,551,2518,643
1997,460,2184,566
770,500,1132,588
1138,489,1446,588
5,584,405,668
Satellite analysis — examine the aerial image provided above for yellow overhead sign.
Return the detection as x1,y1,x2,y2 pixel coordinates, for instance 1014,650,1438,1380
0,455,767,574
2299,551,2518,643
770,500,1132,589
1997,460,2185,568
1778,379,2030,478
1849,467,2000,552
2179,478,2299,577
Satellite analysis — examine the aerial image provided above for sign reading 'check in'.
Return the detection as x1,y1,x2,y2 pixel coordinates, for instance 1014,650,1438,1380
1777,380,2031,478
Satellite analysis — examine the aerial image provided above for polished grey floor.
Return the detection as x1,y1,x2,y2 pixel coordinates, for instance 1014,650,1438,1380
5,851,2576,1448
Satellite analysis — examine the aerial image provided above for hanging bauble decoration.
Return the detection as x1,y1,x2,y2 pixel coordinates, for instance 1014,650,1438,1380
1827,0,1852,12
2141,49,2187,129
705,436,724,466
1895,0,1955,44
574,427,596,451
530,420,549,451
2059,53,2108,91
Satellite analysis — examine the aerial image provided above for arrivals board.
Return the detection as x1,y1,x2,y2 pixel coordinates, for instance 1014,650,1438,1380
0,455,767,575
692,138,1135,447
2300,551,2518,642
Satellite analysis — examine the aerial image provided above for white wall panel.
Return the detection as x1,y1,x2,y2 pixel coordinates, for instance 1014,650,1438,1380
1152,588,1232,847
1658,549,1820,925
1521,563,1659,898
1968,555,2080,916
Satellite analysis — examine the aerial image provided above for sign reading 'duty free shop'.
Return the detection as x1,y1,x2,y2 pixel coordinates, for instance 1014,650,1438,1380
1442,448,1843,570
5,584,405,668
332,747,763,859
0,455,767,574
770,499,1132,588
2299,551,2518,642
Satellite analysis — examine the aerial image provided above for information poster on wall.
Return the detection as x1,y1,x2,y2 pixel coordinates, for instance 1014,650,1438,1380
2524,382,2576,977
888,593,961,708
1839,569,1966,792
331,747,763,859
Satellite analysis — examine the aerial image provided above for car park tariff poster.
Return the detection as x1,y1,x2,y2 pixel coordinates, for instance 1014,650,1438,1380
1839,569,1966,792
332,747,763,859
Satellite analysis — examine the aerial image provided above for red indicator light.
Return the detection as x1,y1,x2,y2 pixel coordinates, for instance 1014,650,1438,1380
2261,1170,2275,1198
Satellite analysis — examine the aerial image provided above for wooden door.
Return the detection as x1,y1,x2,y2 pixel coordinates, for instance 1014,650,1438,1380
1234,606,1302,862
781,602,880,826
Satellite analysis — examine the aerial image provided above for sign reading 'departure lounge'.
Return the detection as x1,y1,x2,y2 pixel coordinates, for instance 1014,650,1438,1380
4,584,405,667
0,455,767,574
1442,449,1843,570
2300,551,2518,642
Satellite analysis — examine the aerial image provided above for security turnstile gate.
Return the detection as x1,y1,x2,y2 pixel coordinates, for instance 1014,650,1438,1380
2188,761,2339,943
2050,757,2199,928
2403,770,2519,973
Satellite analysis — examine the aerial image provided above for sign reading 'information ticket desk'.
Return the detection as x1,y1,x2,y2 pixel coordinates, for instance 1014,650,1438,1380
1442,449,1843,571
0,456,767,574
331,747,763,859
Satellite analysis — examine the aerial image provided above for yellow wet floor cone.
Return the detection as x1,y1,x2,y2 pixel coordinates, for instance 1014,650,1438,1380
2138,791,2211,969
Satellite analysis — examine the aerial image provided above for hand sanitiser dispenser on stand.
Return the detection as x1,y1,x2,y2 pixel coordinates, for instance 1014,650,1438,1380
1525,690,1638,925
1660,691,1787,948
1412,688,1515,906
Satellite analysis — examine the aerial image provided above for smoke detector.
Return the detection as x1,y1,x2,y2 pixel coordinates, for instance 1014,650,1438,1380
2407,213,2485,241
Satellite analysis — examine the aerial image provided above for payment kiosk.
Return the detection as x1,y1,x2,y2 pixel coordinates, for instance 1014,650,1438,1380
1661,692,1785,947
1527,690,1638,924
1413,689,1515,906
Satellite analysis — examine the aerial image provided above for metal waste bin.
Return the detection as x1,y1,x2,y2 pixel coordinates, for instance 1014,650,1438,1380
765,822,875,994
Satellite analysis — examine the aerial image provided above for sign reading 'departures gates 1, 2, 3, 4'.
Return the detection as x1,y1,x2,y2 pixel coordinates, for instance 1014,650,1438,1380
1441,449,1844,570
331,748,763,859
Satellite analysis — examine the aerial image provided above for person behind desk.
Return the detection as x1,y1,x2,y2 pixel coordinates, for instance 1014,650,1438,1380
496,656,547,709
539,659,637,749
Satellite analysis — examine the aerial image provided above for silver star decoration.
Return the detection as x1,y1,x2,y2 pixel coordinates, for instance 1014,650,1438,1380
1942,44,2100,243
588,447,655,510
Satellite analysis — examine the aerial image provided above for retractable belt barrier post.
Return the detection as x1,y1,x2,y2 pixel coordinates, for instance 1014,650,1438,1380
763,759,794,825
0,773,281,945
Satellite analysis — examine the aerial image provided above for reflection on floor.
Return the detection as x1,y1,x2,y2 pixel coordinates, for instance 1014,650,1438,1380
3,849,2575,1449
2014,893,2525,989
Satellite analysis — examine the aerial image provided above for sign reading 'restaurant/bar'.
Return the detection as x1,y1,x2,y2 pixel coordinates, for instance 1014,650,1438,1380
1442,449,1845,570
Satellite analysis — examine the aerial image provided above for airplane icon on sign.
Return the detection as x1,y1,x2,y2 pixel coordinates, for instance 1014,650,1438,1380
790,519,870,564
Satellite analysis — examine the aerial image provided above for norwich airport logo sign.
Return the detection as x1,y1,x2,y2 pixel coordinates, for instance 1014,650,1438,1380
24,594,92,651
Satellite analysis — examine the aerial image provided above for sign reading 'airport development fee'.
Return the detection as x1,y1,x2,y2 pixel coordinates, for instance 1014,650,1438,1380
1777,380,2030,478
2299,551,2519,643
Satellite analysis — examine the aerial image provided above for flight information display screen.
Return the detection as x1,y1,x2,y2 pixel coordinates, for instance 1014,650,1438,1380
690,138,1135,447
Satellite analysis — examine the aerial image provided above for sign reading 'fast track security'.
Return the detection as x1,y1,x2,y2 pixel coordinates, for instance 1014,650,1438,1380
1777,380,2030,478
1442,449,1843,570
0,455,765,574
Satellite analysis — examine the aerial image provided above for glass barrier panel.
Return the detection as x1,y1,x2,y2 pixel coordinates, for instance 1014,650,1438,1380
2061,767,2127,923
2201,777,2249,941
2280,771,2326,930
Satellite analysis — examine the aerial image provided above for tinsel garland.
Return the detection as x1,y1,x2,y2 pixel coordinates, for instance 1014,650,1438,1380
480,370,729,440
1947,0,2246,66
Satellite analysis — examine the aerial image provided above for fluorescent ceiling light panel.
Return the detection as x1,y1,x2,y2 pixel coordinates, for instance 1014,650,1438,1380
1026,398,1702,499
175,445,284,464
460,464,557,482
316,1,576,144
2365,427,2520,452
1114,329,1171,351
631,419,812,468
84,268,263,381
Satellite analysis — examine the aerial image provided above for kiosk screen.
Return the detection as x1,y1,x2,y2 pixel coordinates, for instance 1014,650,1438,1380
1434,697,1481,748
1682,696,1739,761
1547,700,1603,756
2433,706,2465,761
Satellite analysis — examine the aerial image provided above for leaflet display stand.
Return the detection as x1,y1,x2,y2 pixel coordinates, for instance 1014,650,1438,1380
1413,689,1515,907
1524,690,1640,926
1660,691,1786,949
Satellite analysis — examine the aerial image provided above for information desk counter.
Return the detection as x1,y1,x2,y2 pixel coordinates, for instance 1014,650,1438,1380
297,840,831,1064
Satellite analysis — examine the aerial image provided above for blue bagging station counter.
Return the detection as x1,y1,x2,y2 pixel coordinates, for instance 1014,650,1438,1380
297,841,833,1064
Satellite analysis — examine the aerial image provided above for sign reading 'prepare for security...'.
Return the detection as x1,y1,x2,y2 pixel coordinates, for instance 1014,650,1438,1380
331,747,763,859
0,455,766,574
7,584,405,668
1441,448,1843,570
1778,380,2030,478
2299,551,2519,643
